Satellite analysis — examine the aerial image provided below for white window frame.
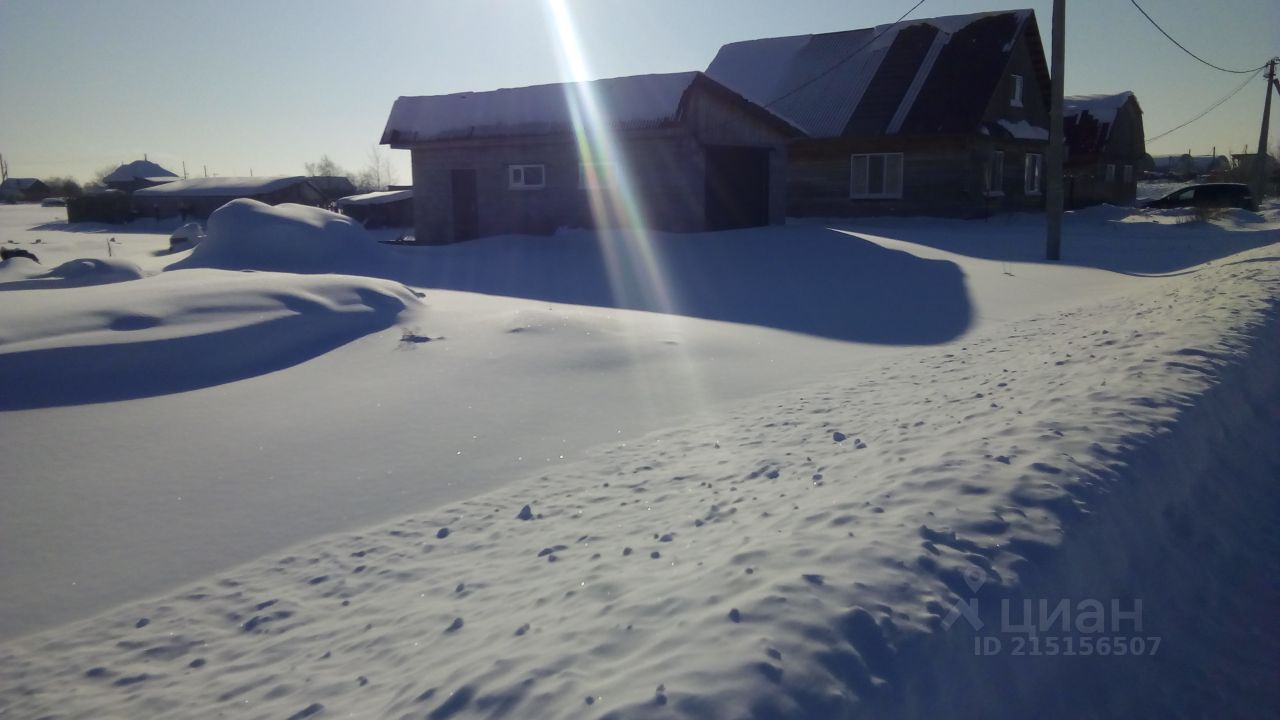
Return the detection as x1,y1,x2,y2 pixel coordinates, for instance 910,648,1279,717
1011,74,1024,108
985,150,1005,196
1024,153,1043,195
508,164,546,190
849,153,904,199
578,162,617,189
1123,164,1134,183
1105,163,1116,182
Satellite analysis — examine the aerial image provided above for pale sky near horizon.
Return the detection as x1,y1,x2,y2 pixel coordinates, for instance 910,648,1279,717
1,0,1276,184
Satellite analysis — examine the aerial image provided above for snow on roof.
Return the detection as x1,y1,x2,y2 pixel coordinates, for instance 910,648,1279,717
0,178,43,191
1064,92,1134,126
383,71,742,144
337,189,413,207
134,176,313,197
104,160,179,183
706,9,1034,138
996,118,1049,140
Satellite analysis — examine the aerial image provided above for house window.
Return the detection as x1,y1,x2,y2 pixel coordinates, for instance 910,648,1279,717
1011,75,1024,108
850,153,904,199
579,162,617,189
508,164,545,189
1024,153,1043,195
1122,164,1133,183
985,150,1005,195
1105,164,1116,182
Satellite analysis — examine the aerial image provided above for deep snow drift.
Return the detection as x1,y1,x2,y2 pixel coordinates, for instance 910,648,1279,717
1,201,1278,719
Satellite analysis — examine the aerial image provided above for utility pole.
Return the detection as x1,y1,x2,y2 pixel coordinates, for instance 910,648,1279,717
0,152,8,182
1251,58,1277,200
1046,0,1065,261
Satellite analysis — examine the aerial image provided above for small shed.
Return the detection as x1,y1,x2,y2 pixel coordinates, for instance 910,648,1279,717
338,189,414,228
103,160,180,194
132,176,325,219
381,71,800,243
0,178,52,202
1063,92,1145,207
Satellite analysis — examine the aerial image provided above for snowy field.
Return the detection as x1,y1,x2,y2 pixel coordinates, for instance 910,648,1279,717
1,200,1278,718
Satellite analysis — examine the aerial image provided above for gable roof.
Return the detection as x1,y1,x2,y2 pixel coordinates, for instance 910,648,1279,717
0,178,46,192
104,160,179,183
133,176,314,197
381,71,801,145
1064,92,1138,149
706,9,1042,139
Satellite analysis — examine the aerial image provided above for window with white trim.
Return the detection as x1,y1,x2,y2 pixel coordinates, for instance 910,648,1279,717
508,164,545,189
985,150,1005,195
850,153,903,199
1024,153,1043,195
1105,164,1116,182
578,162,617,189
1123,164,1134,183
1011,75,1024,107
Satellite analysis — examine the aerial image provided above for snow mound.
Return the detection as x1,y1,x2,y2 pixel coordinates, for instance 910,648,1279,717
169,222,205,247
0,257,144,290
46,258,144,283
0,270,420,409
172,199,381,273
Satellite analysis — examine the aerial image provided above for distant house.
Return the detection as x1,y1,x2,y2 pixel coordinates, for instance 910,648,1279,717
132,176,325,219
1063,92,1145,207
103,160,179,194
1230,152,1279,179
706,9,1051,218
0,178,52,202
1145,154,1231,180
308,175,358,203
338,189,414,229
381,71,800,244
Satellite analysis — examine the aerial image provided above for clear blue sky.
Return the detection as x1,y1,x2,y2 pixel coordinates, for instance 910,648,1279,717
1,0,1276,183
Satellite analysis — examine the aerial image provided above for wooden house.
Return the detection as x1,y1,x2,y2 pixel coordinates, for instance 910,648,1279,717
1063,92,1145,207
132,176,325,219
706,9,1052,218
0,178,52,202
381,71,801,244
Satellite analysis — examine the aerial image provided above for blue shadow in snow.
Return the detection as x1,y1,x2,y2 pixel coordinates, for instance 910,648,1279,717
383,225,972,345
0,289,405,411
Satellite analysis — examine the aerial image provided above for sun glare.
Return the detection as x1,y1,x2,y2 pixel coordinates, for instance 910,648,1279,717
544,0,712,417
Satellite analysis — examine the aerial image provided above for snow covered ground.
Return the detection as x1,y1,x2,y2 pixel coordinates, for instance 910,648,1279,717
1,200,1278,718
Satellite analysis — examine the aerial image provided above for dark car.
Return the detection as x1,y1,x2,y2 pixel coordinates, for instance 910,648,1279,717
1142,183,1257,212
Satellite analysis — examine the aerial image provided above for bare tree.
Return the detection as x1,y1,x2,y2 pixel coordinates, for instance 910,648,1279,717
305,154,345,177
354,146,398,192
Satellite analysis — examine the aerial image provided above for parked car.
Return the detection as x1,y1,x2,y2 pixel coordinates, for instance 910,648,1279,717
41,197,67,207
1142,183,1257,212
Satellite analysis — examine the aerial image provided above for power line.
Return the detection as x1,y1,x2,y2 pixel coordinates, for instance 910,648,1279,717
761,0,927,112
1129,0,1269,75
1147,68,1262,143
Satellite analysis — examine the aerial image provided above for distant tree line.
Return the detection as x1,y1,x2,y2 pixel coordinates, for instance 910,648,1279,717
305,147,399,193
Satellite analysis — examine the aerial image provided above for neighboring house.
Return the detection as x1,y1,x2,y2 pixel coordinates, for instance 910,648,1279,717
381,71,801,244
1230,152,1279,178
338,189,414,229
308,175,358,203
0,178,52,202
103,159,180,194
1145,154,1232,180
1063,92,1145,207
132,176,325,219
706,9,1051,218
